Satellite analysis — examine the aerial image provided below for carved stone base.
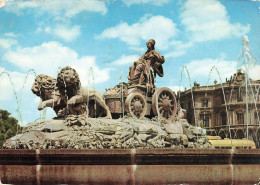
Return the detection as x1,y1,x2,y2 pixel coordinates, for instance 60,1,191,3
1,149,260,184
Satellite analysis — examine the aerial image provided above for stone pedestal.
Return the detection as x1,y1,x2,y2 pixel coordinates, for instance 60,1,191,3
1,149,260,184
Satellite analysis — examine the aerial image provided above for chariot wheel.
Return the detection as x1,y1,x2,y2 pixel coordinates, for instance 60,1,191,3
125,92,147,119
152,87,177,121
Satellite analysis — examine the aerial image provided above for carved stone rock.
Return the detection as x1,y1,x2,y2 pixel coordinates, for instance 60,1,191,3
4,117,213,149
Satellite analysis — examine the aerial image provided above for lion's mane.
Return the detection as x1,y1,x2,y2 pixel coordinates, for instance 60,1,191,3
31,74,57,98
57,66,81,98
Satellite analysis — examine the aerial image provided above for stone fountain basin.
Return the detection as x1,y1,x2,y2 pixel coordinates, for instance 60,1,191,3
0,149,260,184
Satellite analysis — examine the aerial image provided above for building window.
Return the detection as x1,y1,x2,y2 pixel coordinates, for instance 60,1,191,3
221,95,225,104
254,111,260,122
203,116,209,127
237,91,243,102
237,112,244,124
220,112,227,125
202,99,208,107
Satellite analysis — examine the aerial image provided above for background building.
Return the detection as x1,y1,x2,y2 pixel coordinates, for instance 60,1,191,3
179,69,260,146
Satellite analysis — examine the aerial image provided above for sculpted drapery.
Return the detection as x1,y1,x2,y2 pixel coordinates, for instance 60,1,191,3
128,39,165,93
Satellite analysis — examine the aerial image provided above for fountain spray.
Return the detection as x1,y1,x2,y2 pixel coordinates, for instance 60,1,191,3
240,35,257,149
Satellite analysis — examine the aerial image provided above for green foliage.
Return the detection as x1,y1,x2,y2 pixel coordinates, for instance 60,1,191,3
0,109,22,148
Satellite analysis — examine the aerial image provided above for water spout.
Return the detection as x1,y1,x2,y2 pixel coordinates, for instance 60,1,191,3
179,66,198,139
85,67,95,148
205,66,233,146
120,66,126,148
0,69,37,148
239,35,258,149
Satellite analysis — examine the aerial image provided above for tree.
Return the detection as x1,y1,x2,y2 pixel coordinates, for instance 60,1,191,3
0,109,22,148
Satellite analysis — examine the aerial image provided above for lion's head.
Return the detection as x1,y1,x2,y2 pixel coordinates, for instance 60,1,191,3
31,74,57,97
57,66,81,97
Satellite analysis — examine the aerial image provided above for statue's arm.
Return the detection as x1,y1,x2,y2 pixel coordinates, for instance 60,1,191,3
153,50,165,64
67,95,83,105
38,96,60,110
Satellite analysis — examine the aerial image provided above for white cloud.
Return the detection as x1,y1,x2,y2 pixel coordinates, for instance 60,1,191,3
70,56,111,86
49,24,81,42
37,24,81,42
4,0,108,17
2,41,111,85
250,65,260,80
0,38,17,49
4,32,18,37
129,46,146,53
185,58,238,81
98,15,178,50
42,26,51,34
53,24,81,42
165,41,193,58
171,41,193,50
0,32,19,49
122,0,170,6
165,51,186,58
168,85,185,93
112,55,139,65
243,65,260,80
180,0,250,42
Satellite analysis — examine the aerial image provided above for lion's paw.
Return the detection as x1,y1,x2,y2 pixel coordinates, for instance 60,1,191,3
67,99,76,105
106,113,112,119
38,104,45,110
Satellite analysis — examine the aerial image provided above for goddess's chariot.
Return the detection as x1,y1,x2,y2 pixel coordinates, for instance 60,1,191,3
104,83,178,121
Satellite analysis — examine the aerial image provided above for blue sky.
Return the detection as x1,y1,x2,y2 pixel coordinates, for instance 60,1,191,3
0,0,260,125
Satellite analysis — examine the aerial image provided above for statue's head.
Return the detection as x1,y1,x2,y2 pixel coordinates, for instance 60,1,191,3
57,66,81,95
146,39,155,50
57,66,79,87
31,74,56,97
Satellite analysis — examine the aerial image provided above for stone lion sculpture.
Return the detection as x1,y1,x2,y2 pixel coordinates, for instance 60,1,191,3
56,66,112,119
31,74,66,117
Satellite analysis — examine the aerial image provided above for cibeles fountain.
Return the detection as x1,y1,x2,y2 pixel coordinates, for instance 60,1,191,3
3,39,210,150
0,39,260,184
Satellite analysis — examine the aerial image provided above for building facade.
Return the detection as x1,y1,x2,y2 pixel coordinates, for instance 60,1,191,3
179,69,260,146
